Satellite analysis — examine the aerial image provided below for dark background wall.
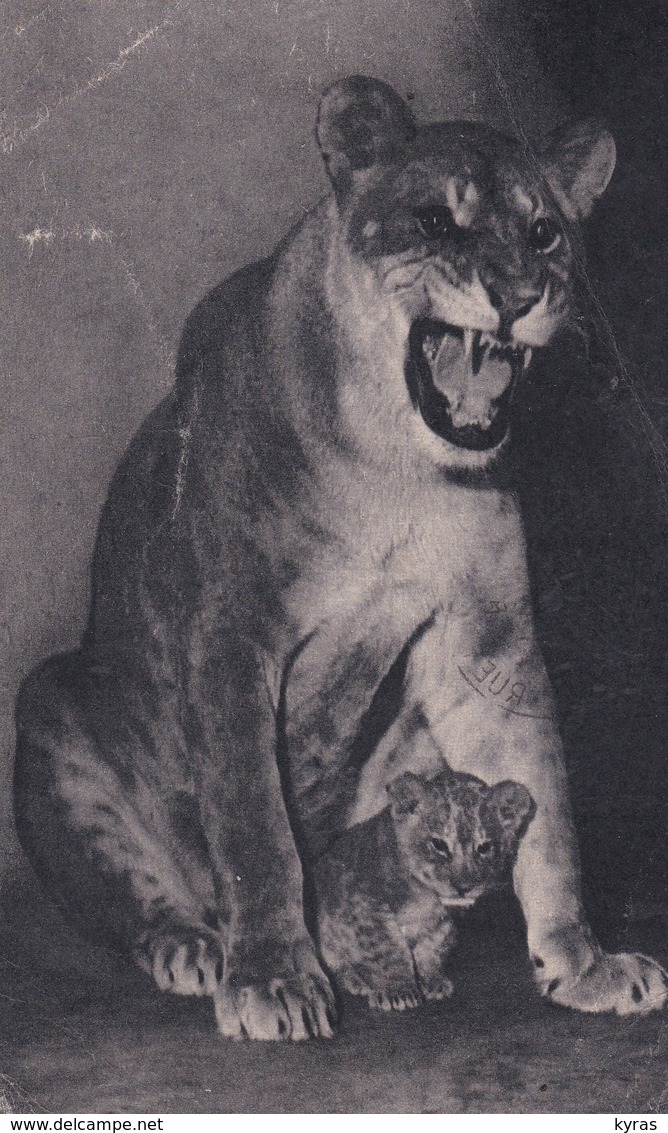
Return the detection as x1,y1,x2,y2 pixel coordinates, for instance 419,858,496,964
1,0,666,913
515,0,668,924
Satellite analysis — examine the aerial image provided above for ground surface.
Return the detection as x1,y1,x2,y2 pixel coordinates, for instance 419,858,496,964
0,874,666,1114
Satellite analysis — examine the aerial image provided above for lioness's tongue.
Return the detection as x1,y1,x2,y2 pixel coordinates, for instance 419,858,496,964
432,332,512,430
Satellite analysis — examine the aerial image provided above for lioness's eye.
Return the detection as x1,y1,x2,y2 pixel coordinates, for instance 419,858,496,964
431,836,452,859
475,840,494,858
529,216,560,253
414,205,454,241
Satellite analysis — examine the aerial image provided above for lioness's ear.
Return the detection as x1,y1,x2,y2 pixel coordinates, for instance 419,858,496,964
317,75,416,197
541,119,616,221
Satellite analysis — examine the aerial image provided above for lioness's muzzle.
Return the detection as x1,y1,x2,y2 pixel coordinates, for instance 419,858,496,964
405,318,532,451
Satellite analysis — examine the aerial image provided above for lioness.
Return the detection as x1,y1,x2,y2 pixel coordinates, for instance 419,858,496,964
14,76,668,1040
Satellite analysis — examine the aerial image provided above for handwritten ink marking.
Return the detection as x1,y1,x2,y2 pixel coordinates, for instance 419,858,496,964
505,681,527,710
501,705,555,720
488,670,510,695
455,592,534,621
473,659,522,704
482,599,509,615
459,659,555,721
474,658,496,683
457,666,485,697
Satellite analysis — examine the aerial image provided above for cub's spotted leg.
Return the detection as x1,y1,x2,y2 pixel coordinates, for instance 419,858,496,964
317,902,420,1011
410,917,457,1002
386,610,668,1016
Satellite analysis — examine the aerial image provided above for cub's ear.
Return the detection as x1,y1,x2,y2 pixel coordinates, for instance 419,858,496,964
490,780,536,838
317,75,416,197
387,771,428,815
540,119,616,220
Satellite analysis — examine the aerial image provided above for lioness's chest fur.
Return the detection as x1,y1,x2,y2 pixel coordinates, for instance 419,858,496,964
281,451,523,638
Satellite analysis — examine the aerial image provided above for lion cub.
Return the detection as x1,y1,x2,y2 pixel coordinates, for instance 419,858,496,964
314,768,535,1010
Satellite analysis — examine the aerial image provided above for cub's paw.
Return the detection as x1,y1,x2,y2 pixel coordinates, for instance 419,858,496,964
369,989,420,1012
214,937,336,1042
540,951,668,1016
339,968,420,1011
136,925,224,997
419,975,454,1002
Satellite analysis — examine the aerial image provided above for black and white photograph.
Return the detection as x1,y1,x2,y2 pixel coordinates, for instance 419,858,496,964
0,0,666,1115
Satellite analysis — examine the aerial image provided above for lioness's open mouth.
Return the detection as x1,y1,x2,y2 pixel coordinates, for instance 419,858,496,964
405,318,533,450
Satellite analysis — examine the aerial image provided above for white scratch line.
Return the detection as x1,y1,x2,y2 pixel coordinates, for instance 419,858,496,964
172,379,200,519
83,26,160,92
19,226,54,254
65,223,113,243
1,6,51,40
18,224,112,255
116,253,142,297
1,24,163,154
17,222,175,382
0,104,49,153
113,250,175,380
172,421,192,519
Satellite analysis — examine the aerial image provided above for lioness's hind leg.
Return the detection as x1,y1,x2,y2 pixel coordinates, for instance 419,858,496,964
14,655,224,1000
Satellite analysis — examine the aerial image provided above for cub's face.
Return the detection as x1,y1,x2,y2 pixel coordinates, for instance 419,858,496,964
387,770,536,906
318,78,616,470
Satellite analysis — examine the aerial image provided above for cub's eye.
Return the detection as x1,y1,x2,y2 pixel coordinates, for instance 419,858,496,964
529,216,561,253
475,840,494,858
414,205,454,241
431,836,452,860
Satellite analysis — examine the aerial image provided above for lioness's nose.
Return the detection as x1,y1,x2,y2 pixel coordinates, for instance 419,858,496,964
485,286,542,342
487,286,541,322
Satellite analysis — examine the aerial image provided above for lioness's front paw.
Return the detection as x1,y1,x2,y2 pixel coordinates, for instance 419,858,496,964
136,924,224,997
540,951,668,1016
214,937,336,1041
